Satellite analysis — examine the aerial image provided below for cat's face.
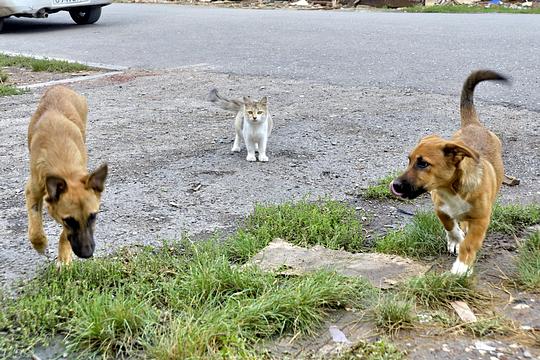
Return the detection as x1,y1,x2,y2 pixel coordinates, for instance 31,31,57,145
243,97,268,123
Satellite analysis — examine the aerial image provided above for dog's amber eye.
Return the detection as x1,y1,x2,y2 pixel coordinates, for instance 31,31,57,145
416,159,430,169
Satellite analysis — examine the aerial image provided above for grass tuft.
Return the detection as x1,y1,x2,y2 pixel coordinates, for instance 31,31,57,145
375,211,445,258
403,272,486,308
0,54,91,73
337,338,406,359
516,231,540,290
225,198,365,263
0,84,27,97
461,317,515,337
362,173,398,200
490,203,540,235
373,295,415,334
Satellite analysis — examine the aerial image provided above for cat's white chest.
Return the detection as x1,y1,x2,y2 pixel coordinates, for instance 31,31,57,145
437,191,471,219
244,120,268,140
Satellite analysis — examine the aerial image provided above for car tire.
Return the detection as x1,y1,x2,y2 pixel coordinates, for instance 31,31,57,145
69,6,102,25
0,18,4,33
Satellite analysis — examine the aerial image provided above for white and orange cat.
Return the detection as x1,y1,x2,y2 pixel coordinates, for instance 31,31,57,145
209,89,273,162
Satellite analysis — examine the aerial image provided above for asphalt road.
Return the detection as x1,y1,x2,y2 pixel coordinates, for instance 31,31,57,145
1,4,539,110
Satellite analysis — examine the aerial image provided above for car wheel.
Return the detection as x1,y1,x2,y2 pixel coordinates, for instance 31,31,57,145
0,18,4,33
69,6,102,25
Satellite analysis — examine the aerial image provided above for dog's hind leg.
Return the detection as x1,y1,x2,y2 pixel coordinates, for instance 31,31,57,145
57,229,73,267
436,211,464,256
25,180,48,254
451,218,489,276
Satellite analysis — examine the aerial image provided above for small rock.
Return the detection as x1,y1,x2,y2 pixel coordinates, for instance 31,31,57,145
475,341,496,352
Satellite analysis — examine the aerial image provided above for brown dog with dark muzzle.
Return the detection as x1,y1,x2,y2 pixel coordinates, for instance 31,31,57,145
25,85,108,266
390,70,508,276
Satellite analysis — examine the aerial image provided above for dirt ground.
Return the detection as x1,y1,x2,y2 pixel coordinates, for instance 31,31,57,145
1,67,539,358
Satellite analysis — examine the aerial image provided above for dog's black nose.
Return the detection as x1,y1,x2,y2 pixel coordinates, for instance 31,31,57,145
390,179,405,197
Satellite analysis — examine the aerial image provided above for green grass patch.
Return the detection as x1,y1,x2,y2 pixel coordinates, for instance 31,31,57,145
403,272,486,308
362,173,398,201
0,200,374,359
0,84,27,97
405,4,540,14
337,338,405,359
373,295,415,334
490,203,540,235
0,54,91,73
375,211,445,258
225,198,365,263
461,316,515,337
516,231,540,290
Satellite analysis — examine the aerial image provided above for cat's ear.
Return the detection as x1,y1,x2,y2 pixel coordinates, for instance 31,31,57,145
259,96,268,106
243,96,251,104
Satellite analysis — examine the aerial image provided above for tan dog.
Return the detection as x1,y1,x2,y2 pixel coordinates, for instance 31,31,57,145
25,86,108,266
390,70,508,275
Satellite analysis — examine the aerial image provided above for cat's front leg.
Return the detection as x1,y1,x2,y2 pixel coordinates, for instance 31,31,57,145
231,133,241,152
245,136,257,162
258,137,269,162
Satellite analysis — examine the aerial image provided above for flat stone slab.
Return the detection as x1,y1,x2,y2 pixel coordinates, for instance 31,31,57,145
248,239,428,289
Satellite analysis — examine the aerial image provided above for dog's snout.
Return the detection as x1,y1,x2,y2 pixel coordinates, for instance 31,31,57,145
390,175,427,200
390,178,406,197
68,231,95,259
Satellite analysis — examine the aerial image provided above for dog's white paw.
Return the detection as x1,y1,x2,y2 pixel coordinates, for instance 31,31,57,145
246,154,257,162
445,225,464,256
258,154,269,162
451,259,471,276
231,146,241,153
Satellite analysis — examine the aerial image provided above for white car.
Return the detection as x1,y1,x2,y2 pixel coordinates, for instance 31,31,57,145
0,0,111,32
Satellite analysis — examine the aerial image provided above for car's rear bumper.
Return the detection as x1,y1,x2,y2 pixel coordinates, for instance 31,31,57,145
0,0,111,17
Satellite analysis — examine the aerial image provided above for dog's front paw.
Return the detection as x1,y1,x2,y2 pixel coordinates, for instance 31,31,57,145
447,239,460,256
445,227,464,256
56,255,73,269
30,233,48,254
258,154,269,162
246,154,257,162
451,259,471,276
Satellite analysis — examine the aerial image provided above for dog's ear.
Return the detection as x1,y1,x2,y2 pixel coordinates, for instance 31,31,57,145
443,142,479,163
45,176,67,203
86,163,108,193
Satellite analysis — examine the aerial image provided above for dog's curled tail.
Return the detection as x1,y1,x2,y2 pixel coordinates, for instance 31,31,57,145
461,70,509,128
208,88,243,113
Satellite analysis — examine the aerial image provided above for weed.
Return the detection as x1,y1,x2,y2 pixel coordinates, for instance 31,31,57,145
403,272,487,308
490,203,540,235
226,198,365,263
516,231,540,290
373,295,415,334
337,338,406,359
375,211,445,258
362,173,398,200
0,84,27,97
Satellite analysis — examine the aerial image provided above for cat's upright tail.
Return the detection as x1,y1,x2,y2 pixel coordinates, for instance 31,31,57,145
208,89,243,112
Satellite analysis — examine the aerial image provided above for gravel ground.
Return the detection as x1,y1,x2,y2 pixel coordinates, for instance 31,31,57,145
0,67,539,289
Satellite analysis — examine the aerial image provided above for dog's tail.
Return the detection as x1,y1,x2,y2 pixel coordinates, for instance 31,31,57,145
208,88,243,113
460,70,509,128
